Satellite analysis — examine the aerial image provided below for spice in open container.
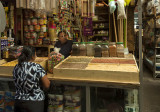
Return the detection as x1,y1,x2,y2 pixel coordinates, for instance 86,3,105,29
87,42,95,56
102,43,109,57
109,42,117,57
116,42,124,57
79,42,87,56
72,42,80,56
94,43,102,57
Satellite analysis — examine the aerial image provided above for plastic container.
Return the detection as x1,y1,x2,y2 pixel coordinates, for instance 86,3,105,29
72,42,80,56
29,25,34,32
79,42,87,56
27,19,31,25
29,38,34,45
38,19,44,25
102,43,109,57
109,42,117,57
87,42,95,56
34,25,40,32
31,18,38,25
117,42,124,57
30,32,37,38
94,43,102,57
38,39,42,45
24,32,30,39
24,26,29,32
41,25,47,32
39,32,44,38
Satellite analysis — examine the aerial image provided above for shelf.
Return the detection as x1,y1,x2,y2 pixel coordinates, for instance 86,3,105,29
92,20,108,23
156,63,160,66
156,55,160,58
95,13,108,15
155,71,160,74
93,27,109,30
155,47,160,48
94,34,108,37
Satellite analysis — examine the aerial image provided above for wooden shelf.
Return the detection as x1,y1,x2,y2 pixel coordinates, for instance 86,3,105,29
93,27,109,30
95,13,108,15
94,34,108,37
92,20,108,23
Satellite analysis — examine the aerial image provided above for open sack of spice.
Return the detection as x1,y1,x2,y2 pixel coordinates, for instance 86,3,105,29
48,47,64,73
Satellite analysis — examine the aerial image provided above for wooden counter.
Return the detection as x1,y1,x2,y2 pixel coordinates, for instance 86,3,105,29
0,55,140,89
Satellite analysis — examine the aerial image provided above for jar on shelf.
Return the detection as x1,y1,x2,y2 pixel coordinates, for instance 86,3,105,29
29,11,34,18
29,25,34,32
72,42,80,56
34,25,41,32
38,19,44,25
24,26,29,32
79,42,87,56
31,18,38,25
30,32,37,39
43,19,47,25
29,38,34,45
39,32,44,38
87,42,95,56
27,19,31,25
94,43,102,57
37,38,43,45
35,11,41,18
24,32,30,39
117,42,124,57
102,43,109,57
109,42,117,57
41,25,47,32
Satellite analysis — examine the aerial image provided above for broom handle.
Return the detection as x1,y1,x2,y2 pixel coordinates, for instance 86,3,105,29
113,13,117,43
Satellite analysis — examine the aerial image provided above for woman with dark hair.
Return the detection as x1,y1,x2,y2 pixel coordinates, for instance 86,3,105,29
13,46,50,112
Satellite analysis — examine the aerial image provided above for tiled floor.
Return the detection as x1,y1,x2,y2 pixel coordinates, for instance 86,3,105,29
143,64,160,112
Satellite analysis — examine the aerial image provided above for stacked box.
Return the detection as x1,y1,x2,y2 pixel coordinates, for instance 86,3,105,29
0,91,5,111
125,89,139,112
4,92,15,112
48,86,81,112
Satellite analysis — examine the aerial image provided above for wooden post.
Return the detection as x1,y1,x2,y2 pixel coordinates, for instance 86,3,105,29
113,13,117,42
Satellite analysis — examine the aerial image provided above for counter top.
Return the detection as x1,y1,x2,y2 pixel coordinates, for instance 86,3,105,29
0,55,140,89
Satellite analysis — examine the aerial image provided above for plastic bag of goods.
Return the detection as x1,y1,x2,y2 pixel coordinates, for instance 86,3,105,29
48,94,56,112
54,95,64,112
117,0,126,19
48,48,64,73
109,1,116,14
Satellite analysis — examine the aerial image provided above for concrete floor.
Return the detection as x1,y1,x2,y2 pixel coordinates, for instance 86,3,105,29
143,64,160,112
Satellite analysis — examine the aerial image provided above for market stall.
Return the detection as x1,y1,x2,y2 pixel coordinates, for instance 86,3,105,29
0,0,142,112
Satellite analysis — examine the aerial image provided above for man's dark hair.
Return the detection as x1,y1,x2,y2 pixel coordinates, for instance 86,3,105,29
57,30,67,37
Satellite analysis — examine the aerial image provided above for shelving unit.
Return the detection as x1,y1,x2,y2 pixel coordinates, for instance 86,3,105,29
154,15,160,78
92,0,109,41
143,6,160,79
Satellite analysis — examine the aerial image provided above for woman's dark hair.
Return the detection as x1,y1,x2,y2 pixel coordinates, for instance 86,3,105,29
57,30,67,37
18,46,36,65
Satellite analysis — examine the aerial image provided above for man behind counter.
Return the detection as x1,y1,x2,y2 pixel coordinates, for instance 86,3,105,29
54,30,73,58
